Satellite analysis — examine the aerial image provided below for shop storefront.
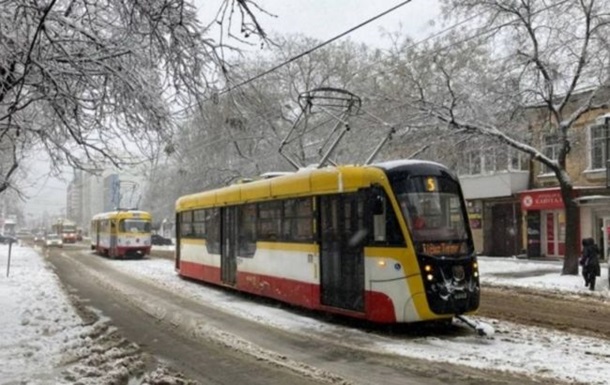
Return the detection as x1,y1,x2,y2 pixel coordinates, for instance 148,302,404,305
574,193,610,262
520,188,577,258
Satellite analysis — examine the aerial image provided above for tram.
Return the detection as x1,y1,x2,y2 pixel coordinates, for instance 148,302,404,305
90,210,152,258
174,160,480,323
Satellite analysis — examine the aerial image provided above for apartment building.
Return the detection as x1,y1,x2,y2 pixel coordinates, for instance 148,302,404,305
458,104,610,259
67,168,146,232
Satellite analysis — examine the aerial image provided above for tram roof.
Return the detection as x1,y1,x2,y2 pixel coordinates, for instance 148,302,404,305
176,159,453,211
91,210,151,220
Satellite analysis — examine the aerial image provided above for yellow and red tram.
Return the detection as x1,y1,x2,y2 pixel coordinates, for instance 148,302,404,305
91,210,152,258
175,160,480,323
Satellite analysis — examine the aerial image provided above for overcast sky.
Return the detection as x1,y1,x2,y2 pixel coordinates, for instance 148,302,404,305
22,0,441,222
207,0,442,48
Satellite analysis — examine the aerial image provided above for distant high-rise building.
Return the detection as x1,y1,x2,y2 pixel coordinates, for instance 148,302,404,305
69,165,146,232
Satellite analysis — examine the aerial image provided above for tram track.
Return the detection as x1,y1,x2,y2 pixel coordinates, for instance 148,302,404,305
44,245,566,385
147,246,610,341
478,285,610,340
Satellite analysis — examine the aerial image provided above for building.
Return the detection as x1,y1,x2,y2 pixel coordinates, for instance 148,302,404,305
68,167,146,232
457,144,530,256
457,103,610,259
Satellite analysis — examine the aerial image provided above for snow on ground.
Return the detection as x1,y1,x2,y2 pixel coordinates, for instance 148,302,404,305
2,243,610,384
0,245,192,385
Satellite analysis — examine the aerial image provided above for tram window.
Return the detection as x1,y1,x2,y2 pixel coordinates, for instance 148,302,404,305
192,209,206,238
282,198,313,242
372,194,387,242
238,204,257,257
180,211,194,237
369,188,405,246
206,208,221,254
119,219,151,233
258,201,282,241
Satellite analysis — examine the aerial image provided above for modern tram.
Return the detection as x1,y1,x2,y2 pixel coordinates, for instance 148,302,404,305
174,160,480,323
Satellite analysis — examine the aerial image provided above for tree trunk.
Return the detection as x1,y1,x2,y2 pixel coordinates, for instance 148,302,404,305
560,184,579,275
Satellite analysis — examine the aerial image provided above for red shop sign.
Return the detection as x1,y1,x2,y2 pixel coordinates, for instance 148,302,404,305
520,190,564,211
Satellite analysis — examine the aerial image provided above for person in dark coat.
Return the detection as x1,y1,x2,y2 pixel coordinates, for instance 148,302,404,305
580,238,601,291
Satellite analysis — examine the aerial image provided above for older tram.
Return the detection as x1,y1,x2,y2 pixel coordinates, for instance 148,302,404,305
174,160,479,323
91,210,152,258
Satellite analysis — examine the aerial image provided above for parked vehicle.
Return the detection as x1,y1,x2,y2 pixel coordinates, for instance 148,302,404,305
45,234,63,248
0,234,18,244
151,233,173,246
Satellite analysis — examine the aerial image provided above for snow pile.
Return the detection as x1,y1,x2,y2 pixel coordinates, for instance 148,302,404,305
0,245,188,384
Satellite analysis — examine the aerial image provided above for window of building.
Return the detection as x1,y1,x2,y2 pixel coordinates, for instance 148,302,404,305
590,124,608,170
541,134,561,174
509,149,529,171
463,150,482,175
483,148,497,173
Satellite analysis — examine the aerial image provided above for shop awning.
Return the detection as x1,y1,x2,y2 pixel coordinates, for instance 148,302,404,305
573,195,610,206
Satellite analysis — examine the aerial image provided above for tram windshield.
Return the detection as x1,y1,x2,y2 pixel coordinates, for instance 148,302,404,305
119,219,151,233
392,175,471,254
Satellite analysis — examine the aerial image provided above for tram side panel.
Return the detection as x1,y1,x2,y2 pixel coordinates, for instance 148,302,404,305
236,243,319,309
179,239,222,284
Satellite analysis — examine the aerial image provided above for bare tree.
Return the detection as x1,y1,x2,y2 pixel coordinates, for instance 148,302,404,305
141,34,385,218
0,0,268,195
386,0,610,274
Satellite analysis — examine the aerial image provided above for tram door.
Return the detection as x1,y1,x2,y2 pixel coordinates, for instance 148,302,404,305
319,193,365,312
95,222,100,248
109,220,118,256
221,207,238,286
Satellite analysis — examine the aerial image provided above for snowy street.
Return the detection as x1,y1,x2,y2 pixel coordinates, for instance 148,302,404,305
1,244,609,385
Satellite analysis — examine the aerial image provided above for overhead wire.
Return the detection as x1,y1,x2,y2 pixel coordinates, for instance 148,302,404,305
174,0,601,162
173,0,416,116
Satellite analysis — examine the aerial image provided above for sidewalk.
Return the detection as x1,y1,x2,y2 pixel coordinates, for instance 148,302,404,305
478,254,609,268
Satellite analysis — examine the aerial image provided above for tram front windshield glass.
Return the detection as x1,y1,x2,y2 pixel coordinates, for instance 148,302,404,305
392,175,470,250
120,219,151,233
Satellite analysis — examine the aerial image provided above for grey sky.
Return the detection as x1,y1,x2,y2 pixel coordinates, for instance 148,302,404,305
22,0,440,221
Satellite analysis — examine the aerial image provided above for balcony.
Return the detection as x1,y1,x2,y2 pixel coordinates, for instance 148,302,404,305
459,170,529,200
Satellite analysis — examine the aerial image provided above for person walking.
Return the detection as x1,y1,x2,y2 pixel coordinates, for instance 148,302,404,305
580,238,601,291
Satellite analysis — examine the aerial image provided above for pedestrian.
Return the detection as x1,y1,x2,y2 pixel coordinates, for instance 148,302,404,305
580,238,601,291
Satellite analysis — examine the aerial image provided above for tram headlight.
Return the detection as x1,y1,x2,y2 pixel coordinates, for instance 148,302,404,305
473,262,478,270
426,273,434,281
424,264,432,272
377,259,386,268
474,271,479,278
